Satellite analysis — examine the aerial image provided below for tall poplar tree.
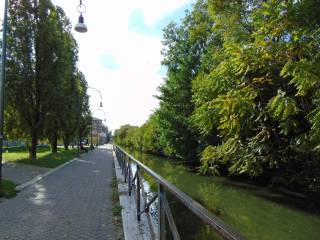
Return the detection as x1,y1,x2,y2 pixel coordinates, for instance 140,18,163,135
42,6,78,153
6,0,87,159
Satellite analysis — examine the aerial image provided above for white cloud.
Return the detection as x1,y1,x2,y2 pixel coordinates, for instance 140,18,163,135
134,0,191,26
0,0,193,131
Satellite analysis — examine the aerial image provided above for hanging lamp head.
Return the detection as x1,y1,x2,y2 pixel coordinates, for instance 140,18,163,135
75,0,87,33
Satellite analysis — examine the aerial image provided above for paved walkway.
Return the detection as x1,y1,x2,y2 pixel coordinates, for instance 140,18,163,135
0,145,119,240
2,162,49,185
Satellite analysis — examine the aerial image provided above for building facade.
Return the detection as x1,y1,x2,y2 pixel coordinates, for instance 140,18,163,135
91,117,107,145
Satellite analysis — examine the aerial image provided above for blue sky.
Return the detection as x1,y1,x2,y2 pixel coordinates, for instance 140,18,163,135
100,54,120,70
100,2,193,74
128,3,192,37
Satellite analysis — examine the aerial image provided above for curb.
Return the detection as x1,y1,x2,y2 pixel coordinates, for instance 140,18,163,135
112,150,151,240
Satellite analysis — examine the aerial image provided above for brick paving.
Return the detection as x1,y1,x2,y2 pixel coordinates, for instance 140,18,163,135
0,145,118,240
2,162,49,185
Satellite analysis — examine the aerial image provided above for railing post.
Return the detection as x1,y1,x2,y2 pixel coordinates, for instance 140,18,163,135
118,148,122,169
158,184,166,240
117,148,121,170
128,162,132,196
162,195,181,240
122,152,126,175
120,154,123,170
137,166,141,221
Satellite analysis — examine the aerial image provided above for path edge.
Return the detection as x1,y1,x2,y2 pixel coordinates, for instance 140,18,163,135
14,152,90,191
112,149,151,240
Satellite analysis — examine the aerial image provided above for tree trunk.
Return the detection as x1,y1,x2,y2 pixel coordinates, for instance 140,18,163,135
51,132,58,153
29,133,37,160
63,136,69,150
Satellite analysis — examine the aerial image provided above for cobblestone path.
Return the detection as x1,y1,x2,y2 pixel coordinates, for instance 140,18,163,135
0,145,118,240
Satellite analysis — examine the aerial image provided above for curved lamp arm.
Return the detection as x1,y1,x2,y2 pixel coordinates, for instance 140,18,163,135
88,86,103,108
91,108,106,122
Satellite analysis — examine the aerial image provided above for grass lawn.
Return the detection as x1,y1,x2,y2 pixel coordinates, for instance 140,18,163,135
0,179,17,198
3,146,79,168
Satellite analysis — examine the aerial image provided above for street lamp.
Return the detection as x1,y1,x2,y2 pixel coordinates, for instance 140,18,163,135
74,1,88,155
0,0,8,194
75,0,88,33
88,87,104,149
88,86,103,108
92,108,107,122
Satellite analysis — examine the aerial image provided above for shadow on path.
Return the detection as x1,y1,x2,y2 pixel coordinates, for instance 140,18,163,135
0,145,118,240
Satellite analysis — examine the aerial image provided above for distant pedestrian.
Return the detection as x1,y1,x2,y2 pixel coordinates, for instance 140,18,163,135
80,142,88,153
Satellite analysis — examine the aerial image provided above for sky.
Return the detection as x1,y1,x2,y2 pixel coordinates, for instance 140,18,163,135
0,0,194,132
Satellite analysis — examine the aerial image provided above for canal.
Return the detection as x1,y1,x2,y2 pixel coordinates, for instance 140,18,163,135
126,149,320,240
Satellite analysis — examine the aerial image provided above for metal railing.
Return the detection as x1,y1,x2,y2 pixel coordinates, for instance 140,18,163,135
113,144,245,240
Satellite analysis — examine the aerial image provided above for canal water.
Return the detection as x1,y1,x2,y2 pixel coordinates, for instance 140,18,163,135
126,150,320,240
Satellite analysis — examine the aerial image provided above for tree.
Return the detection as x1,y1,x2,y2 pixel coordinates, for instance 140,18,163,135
114,0,320,195
139,113,162,154
113,124,139,148
43,7,79,152
157,7,208,161
6,0,47,160
5,0,87,159
77,71,91,146
192,0,320,192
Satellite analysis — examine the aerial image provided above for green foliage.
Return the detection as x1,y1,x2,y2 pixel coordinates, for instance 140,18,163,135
156,3,212,161
0,180,17,198
4,146,78,168
116,0,320,195
138,114,162,154
5,0,91,158
113,115,162,155
112,205,123,217
202,0,320,193
113,124,139,148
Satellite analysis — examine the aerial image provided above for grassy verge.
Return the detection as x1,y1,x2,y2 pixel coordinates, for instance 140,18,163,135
111,176,122,216
0,179,17,198
111,176,124,239
3,146,79,168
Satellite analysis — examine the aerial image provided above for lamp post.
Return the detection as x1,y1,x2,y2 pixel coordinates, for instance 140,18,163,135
0,0,8,194
74,0,87,156
90,123,93,150
88,87,104,149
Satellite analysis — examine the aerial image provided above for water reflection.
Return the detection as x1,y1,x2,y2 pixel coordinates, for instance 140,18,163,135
127,149,320,240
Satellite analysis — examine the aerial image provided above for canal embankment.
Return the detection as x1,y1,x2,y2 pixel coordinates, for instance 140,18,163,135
125,149,320,240
112,149,152,240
